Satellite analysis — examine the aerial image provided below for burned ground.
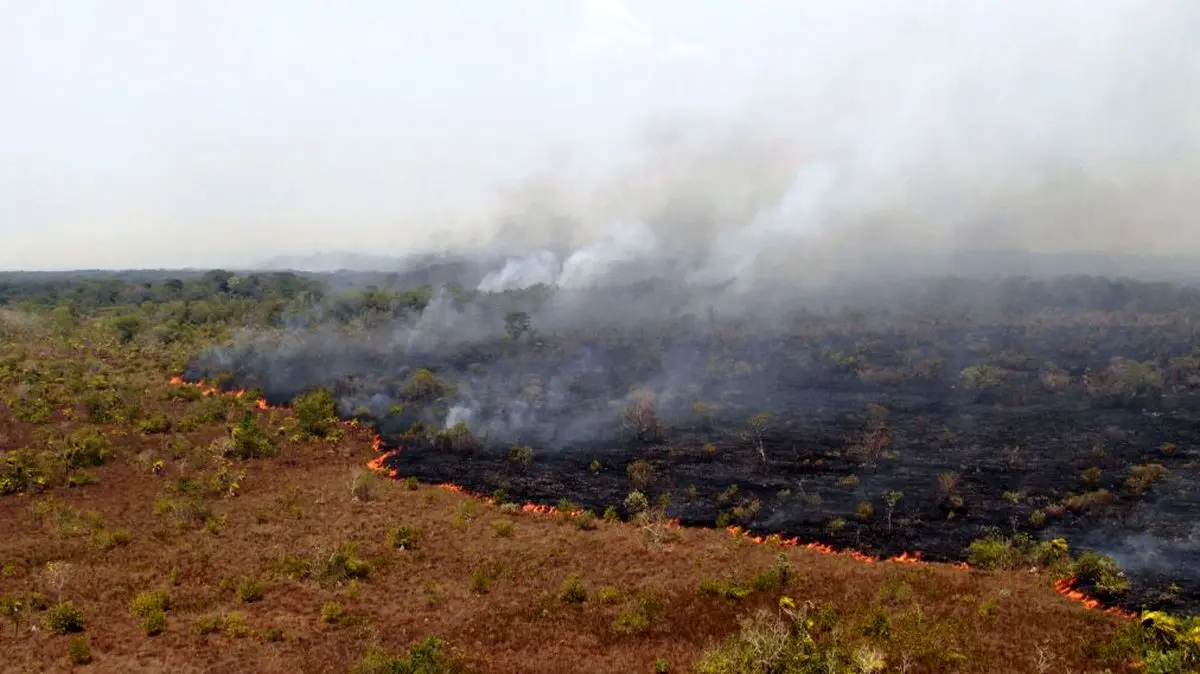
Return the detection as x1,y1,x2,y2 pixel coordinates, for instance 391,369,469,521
190,275,1200,615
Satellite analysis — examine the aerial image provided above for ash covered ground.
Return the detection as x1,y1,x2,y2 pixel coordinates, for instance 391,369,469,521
189,265,1200,612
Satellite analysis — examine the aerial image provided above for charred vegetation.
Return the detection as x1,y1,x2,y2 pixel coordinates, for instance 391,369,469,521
190,273,1200,614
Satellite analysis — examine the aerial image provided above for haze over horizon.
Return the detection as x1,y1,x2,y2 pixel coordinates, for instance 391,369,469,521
2,1,1198,272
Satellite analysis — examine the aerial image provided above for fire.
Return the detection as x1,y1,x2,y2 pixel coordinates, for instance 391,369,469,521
1053,578,1136,619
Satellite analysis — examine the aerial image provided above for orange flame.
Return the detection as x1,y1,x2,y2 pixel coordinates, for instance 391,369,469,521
1053,578,1136,619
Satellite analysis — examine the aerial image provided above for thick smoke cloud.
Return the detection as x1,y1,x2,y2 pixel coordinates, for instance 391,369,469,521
459,0,1200,290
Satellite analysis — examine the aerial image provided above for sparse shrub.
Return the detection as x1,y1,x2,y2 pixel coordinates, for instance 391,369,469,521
558,574,588,604
1081,466,1103,487
191,614,219,635
626,459,657,490
138,413,172,435
1126,464,1168,493
316,543,371,584
140,609,167,636
44,601,84,634
699,578,752,601
653,658,671,673
262,627,285,642
352,637,464,674
237,577,264,603
612,597,659,635
491,519,515,538
1064,489,1116,513
224,612,249,638
320,601,346,625
837,474,860,490
93,527,133,551
1029,509,1047,527
508,444,534,466
349,469,380,502
575,509,598,531
695,608,819,673
856,501,874,520
404,476,419,490
389,524,420,550
595,587,622,605
589,459,602,473
67,636,92,664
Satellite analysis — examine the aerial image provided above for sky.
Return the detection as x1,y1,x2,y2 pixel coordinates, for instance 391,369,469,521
1,1,1198,270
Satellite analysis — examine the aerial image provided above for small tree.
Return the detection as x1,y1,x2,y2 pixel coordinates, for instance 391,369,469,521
504,312,533,341
744,413,770,463
883,491,904,531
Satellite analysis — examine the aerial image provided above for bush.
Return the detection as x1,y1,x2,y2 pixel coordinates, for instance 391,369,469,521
491,519,514,538
612,597,660,635
44,601,84,634
63,428,110,469
93,528,133,551
138,413,172,435
575,509,598,531
293,389,340,439
193,614,222,635
320,601,346,625
1074,551,1130,596
237,578,264,603
316,544,371,584
67,636,92,664
140,609,167,636
229,412,274,459
224,612,249,638
130,589,171,618
558,574,588,604
388,524,420,550
352,637,464,674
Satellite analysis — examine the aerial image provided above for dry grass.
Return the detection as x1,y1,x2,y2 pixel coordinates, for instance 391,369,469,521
0,359,1134,673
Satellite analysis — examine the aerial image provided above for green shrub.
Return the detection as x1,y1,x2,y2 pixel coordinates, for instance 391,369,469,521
321,601,346,625
44,601,84,634
63,428,110,469
491,519,515,538
612,597,659,635
1074,551,1130,596
67,636,92,664
93,528,133,551
229,412,274,459
193,614,222,635
237,578,264,603
224,612,249,638
575,510,598,531
389,524,420,550
558,574,588,604
140,609,167,636
130,589,171,618
293,389,340,439
352,637,463,674
138,413,172,435
316,544,371,584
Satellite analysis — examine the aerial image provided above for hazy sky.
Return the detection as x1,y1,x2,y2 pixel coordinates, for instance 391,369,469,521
2,1,1198,270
